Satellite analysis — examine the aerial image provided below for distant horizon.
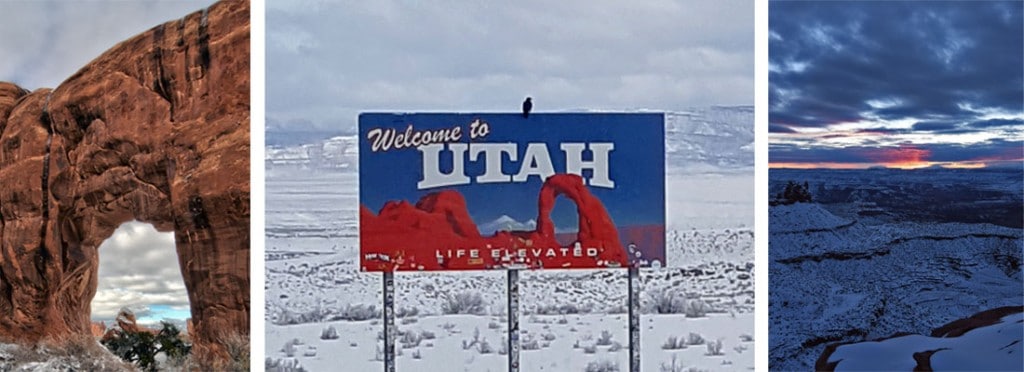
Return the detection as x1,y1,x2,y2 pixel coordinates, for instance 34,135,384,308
769,160,1021,170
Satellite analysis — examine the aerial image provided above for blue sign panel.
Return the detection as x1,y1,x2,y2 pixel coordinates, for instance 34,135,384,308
359,113,665,271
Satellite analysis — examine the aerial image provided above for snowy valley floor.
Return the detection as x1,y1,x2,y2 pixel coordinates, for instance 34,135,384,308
265,170,754,371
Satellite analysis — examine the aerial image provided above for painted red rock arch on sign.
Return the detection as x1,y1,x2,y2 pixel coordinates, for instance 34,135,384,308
360,173,627,271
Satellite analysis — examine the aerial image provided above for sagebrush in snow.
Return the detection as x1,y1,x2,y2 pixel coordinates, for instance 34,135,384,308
266,357,307,372
685,299,709,318
661,336,687,350
687,332,705,345
584,359,619,372
320,325,339,340
706,339,724,356
442,291,486,315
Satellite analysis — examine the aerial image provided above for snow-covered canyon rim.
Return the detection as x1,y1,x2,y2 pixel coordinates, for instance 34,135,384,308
768,168,1023,371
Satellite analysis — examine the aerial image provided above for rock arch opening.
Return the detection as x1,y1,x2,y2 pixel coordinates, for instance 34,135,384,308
91,221,189,335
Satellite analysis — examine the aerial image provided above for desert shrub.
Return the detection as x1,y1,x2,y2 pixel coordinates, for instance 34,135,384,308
101,321,191,372
412,349,422,359
334,304,380,321
460,327,493,354
419,330,436,340
608,341,622,352
585,359,619,372
400,331,422,348
320,325,339,340
442,291,486,315
596,330,614,346
401,317,418,325
660,355,684,372
739,334,753,342
705,339,724,356
522,337,541,350
396,306,420,318
282,339,298,357
488,321,501,329
646,288,684,314
661,336,686,350
583,344,598,354
266,357,307,372
684,299,709,318
477,338,494,354
687,332,705,345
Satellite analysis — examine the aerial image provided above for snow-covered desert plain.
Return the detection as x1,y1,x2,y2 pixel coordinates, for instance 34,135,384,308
768,168,1024,370
265,108,755,372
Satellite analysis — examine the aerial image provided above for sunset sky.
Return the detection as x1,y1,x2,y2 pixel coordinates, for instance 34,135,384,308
769,1,1023,169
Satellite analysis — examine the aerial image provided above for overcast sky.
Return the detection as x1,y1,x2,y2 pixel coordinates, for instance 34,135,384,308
0,0,214,90
267,0,754,132
769,1,1023,169
0,1,214,324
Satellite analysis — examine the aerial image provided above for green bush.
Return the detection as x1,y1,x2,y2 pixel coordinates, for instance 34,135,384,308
101,321,191,371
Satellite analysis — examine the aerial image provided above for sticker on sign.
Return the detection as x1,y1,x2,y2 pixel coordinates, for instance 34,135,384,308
359,113,665,272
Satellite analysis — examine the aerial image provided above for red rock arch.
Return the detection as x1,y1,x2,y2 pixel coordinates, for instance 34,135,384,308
536,174,626,263
0,0,248,363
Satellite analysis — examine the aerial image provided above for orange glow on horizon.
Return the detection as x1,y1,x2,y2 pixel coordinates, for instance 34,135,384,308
769,161,1001,169
942,162,987,169
868,145,931,169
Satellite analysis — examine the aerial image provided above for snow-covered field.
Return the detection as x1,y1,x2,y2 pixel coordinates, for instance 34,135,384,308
265,170,754,372
265,108,754,372
768,169,1024,370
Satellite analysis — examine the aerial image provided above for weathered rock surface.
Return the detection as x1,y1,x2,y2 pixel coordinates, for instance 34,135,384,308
0,0,249,363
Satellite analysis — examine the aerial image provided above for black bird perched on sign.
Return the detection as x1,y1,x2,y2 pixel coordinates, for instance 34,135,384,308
522,97,532,118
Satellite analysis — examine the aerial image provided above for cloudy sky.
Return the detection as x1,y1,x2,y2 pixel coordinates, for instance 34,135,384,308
0,0,213,90
769,1,1023,169
93,222,190,325
268,0,753,133
0,1,213,324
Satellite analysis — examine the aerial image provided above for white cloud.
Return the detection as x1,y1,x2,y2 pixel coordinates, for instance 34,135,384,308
91,221,188,322
0,1,215,90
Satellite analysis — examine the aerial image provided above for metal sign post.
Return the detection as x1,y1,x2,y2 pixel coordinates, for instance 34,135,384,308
383,271,395,372
507,269,521,372
628,267,641,372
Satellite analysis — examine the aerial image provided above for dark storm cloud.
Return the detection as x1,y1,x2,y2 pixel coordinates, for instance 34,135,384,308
912,121,958,132
769,1,1023,129
970,118,1024,129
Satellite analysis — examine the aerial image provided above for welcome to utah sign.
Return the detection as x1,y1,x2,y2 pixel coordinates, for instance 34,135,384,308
359,113,665,272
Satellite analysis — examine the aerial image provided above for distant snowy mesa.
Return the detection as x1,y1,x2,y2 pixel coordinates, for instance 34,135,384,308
265,107,754,172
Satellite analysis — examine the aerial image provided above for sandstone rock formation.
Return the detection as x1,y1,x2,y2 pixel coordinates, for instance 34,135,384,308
0,0,248,363
360,173,627,271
